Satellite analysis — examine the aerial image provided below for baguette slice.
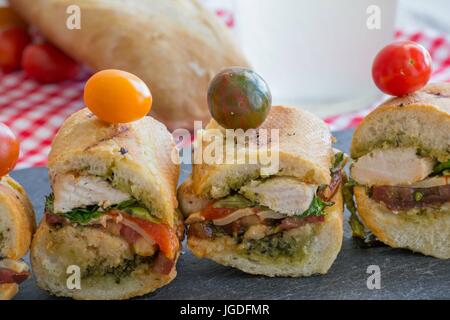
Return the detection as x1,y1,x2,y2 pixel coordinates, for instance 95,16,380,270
0,176,36,260
190,106,333,199
0,259,30,300
10,0,249,131
48,108,179,226
354,186,450,259
187,189,343,277
351,83,450,162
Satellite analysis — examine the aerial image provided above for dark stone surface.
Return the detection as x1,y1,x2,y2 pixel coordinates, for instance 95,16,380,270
10,129,450,300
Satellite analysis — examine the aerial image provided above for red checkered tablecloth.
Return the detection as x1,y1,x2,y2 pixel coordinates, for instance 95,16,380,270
1,26,450,169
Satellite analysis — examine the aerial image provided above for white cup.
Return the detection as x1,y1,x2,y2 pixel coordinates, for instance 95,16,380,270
234,0,398,116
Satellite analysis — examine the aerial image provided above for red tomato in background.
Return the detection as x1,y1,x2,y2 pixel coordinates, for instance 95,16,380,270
22,43,80,83
0,27,31,72
0,123,20,177
372,41,432,96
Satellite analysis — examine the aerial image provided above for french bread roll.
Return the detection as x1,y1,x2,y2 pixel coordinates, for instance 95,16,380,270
32,108,183,299
10,0,249,131
350,83,450,259
179,106,344,277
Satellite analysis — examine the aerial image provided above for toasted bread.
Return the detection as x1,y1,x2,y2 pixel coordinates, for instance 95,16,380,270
354,186,450,259
48,108,179,226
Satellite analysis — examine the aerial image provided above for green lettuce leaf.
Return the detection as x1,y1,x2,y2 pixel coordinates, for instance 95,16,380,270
433,160,450,175
295,196,334,218
45,194,158,225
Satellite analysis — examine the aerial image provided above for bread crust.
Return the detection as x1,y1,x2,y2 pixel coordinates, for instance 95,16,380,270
31,221,178,300
48,108,179,226
10,0,249,131
0,283,18,300
190,106,334,198
0,176,36,260
187,190,343,277
354,186,450,259
351,83,450,162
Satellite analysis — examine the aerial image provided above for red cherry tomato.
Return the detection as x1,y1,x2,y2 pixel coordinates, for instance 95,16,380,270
0,123,20,177
22,42,80,83
0,27,31,72
372,41,432,96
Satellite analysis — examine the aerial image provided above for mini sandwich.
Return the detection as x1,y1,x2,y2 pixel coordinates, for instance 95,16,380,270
349,83,450,259
0,175,35,300
32,108,183,300
178,106,344,277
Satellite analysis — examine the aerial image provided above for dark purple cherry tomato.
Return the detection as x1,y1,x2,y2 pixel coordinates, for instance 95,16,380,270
207,67,272,130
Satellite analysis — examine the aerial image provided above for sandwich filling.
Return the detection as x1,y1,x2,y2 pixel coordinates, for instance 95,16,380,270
185,153,345,261
350,147,450,213
44,174,183,278
0,259,29,285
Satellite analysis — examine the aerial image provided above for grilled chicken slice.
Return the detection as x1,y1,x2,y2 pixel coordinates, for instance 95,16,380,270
239,177,317,215
53,174,131,213
351,148,435,186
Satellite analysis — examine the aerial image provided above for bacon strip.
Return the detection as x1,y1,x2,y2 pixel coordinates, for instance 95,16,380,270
279,215,325,231
0,268,29,284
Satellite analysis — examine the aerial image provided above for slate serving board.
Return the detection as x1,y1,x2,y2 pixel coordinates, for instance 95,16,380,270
10,129,450,300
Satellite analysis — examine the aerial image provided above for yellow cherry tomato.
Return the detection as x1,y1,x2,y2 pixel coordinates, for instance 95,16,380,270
84,69,152,123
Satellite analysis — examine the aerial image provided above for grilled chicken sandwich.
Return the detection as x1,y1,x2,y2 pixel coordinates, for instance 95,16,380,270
31,108,183,300
0,176,35,300
349,83,450,259
178,106,345,277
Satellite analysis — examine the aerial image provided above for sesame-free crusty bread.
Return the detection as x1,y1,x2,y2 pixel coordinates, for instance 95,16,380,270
354,186,450,259
0,284,18,300
188,190,343,277
48,108,179,226
10,0,249,131
31,221,178,300
180,106,343,276
351,83,450,162
189,106,334,198
0,176,36,260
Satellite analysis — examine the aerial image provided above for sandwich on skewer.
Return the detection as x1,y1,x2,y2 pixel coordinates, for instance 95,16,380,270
349,83,450,259
31,70,184,299
178,68,345,277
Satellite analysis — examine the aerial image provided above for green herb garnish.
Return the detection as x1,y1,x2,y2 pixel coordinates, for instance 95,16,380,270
295,196,334,218
433,160,450,175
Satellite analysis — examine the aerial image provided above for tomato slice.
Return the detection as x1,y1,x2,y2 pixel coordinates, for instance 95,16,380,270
201,203,236,221
109,211,178,260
